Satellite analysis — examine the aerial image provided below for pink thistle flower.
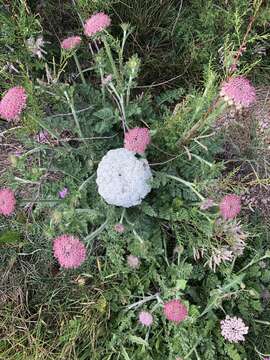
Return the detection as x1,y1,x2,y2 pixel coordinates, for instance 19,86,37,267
0,86,27,122
0,188,16,216
84,12,111,37
114,223,125,233
124,127,151,154
220,315,249,343
220,194,241,220
35,130,50,144
163,299,188,323
61,36,82,50
127,254,140,269
58,187,69,199
53,234,86,269
220,76,256,109
138,311,153,326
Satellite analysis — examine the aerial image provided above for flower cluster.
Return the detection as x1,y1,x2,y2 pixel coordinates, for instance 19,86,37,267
61,36,82,51
220,194,241,220
0,188,16,216
127,255,140,269
0,86,27,121
137,299,188,328
96,148,152,208
53,234,86,269
114,223,125,233
163,299,188,323
220,76,256,109
84,12,111,37
26,36,47,59
138,311,153,326
124,127,151,154
220,315,249,343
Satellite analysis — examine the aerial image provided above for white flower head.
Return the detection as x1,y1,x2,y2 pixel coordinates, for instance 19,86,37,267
26,36,48,59
96,148,152,207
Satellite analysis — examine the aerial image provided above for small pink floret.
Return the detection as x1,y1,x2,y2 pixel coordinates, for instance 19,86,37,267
0,86,27,121
124,127,151,154
114,223,125,233
35,130,50,143
139,311,153,326
53,234,86,269
84,12,111,37
220,76,256,108
61,36,82,50
127,255,140,269
163,299,188,323
220,315,248,343
220,194,241,220
0,188,16,216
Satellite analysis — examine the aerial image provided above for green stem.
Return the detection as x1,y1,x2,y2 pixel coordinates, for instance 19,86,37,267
119,27,128,75
85,219,108,245
133,229,144,244
184,339,202,359
73,53,86,85
78,173,95,191
166,174,205,201
99,67,106,104
126,75,132,106
109,83,127,130
120,208,126,224
238,252,270,274
102,36,121,87
64,91,86,145
254,319,270,326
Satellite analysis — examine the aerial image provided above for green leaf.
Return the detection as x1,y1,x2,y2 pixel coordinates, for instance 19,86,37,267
176,279,187,290
121,346,131,360
225,344,241,360
93,108,114,120
0,231,21,246
128,335,149,347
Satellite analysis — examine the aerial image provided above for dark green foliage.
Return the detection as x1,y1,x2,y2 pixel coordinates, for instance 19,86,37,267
0,1,269,360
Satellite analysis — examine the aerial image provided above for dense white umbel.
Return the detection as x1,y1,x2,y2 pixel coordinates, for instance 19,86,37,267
96,148,152,207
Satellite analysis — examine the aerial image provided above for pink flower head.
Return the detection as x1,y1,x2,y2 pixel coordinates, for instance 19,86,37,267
127,254,140,269
114,223,125,233
0,86,27,122
35,130,50,143
61,36,82,50
163,299,188,323
220,76,256,109
220,315,248,343
124,127,151,154
53,234,86,269
0,188,16,216
58,187,69,199
138,311,153,326
220,194,241,220
84,12,111,37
